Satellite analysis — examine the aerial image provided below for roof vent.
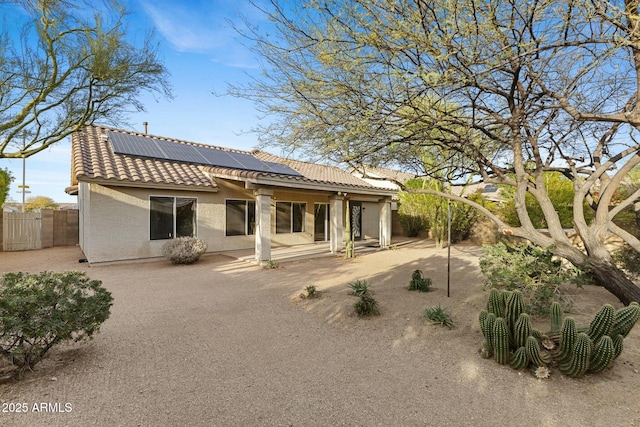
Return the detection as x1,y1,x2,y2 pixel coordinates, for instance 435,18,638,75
100,133,108,142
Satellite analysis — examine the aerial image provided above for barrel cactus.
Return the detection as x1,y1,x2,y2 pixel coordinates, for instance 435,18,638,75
479,288,640,378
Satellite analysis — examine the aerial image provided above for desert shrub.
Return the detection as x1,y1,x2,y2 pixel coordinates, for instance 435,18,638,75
354,294,379,317
304,285,318,298
407,269,432,292
266,259,278,269
424,305,454,328
349,279,370,296
161,237,207,264
479,242,582,314
613,244,640,277
398,213,429,237
0,271,113,376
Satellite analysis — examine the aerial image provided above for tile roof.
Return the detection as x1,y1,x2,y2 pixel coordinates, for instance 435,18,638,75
70,125,390,194
357,165,417,184
70,125,217,190
244,150,382,190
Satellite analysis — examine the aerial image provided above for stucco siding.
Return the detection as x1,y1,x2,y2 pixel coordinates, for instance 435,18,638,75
360,201,381,240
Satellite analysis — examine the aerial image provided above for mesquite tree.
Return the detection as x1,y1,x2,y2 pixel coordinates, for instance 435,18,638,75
230,0,640,304
0,0,171,158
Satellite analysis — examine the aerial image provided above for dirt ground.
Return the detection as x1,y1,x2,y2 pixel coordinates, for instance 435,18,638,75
0,241,639,426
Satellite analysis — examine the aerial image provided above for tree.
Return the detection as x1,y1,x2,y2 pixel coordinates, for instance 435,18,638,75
25,195,58,211
499,173,595,229
0,0,171,158
0,168,13,206
231,0,640,304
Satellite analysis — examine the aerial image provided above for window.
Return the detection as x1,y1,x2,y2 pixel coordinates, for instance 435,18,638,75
276,202,306,233
226,200,255,236
150,197,197,240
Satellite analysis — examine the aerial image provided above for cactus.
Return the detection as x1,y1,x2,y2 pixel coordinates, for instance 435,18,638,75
588,335,615,373
612,334,624,359
480,292,635,377
487,288,505,318
611,302,640,338
510,346,529,370
479,310,493,358
513,313,532,349
556,317,577,364
559,332,592,378
550,301,563,333
493,317,510,365
505,290,524,336
587,304,615,342
525,336,549,367
479,310,489,338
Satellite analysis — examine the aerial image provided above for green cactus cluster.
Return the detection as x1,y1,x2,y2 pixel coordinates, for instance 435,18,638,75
478,288,640,378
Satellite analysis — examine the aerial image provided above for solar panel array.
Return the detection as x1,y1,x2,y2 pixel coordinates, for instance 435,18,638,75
108,131,302,177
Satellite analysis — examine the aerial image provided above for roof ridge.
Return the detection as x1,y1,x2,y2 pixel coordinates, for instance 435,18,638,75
91,124,254,155
252,149,344,170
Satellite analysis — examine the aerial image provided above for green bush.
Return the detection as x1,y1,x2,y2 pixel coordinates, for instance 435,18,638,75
479,242,582,314
424,305,454,328
349,279,370,296
398,213,429,237
354,294,379,317
613,244,640,277
161,237,207,264
304,285,318,298
407,269,432,292
0,271,113,376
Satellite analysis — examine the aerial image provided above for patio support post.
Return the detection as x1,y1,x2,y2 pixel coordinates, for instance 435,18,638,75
329,194,344,254
379,197,392,249
254,188,273,265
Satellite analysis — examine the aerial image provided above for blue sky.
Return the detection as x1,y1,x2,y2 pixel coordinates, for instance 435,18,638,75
2,0,270,204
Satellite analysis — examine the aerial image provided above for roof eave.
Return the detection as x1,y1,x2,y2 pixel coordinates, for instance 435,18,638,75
249,176,396,196
75,177,220,193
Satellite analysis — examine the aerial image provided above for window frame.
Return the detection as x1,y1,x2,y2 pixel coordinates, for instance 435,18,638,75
275,201,306,234
149,196,198,241
225,199,256,236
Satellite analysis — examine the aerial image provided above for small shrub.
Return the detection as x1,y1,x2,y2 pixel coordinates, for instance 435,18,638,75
479,242,582,314
304,285,318,298
161,237,207,264
0,271,113,376
349,279,370,296
424,305,454,328
407,269,432,292
266,259,278,269
613,244,640,277
354,294,379,317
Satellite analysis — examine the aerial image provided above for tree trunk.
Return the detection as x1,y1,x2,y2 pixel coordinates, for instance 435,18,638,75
587,257,640,305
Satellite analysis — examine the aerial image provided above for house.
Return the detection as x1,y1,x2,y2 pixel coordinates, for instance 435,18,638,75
351,165,418,236
66,125,397,263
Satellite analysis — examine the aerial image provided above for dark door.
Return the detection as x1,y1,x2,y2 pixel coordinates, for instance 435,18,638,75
350,202,362,241
314,203,329,241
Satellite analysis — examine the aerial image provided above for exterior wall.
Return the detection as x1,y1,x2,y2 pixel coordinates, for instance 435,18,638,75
360,201,381,240
79,180,391,263
268,189,330,247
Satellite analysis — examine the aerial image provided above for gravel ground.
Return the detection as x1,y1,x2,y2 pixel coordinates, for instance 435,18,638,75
0,242,639,426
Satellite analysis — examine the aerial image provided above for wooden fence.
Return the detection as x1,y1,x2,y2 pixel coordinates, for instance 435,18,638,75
1,209,78,252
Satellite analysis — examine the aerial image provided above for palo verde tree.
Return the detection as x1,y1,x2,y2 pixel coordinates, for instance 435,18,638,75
230,0,640,304
0,0,171,158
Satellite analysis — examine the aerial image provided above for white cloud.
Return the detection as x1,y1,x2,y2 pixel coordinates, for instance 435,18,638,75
138,0,235,53
136,0,266,68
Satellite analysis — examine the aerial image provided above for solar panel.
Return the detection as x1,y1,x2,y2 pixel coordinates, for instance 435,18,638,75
192,146,246,169
262,160,301,176
108,131,302,177
109,131,165,159
154,139,208,164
